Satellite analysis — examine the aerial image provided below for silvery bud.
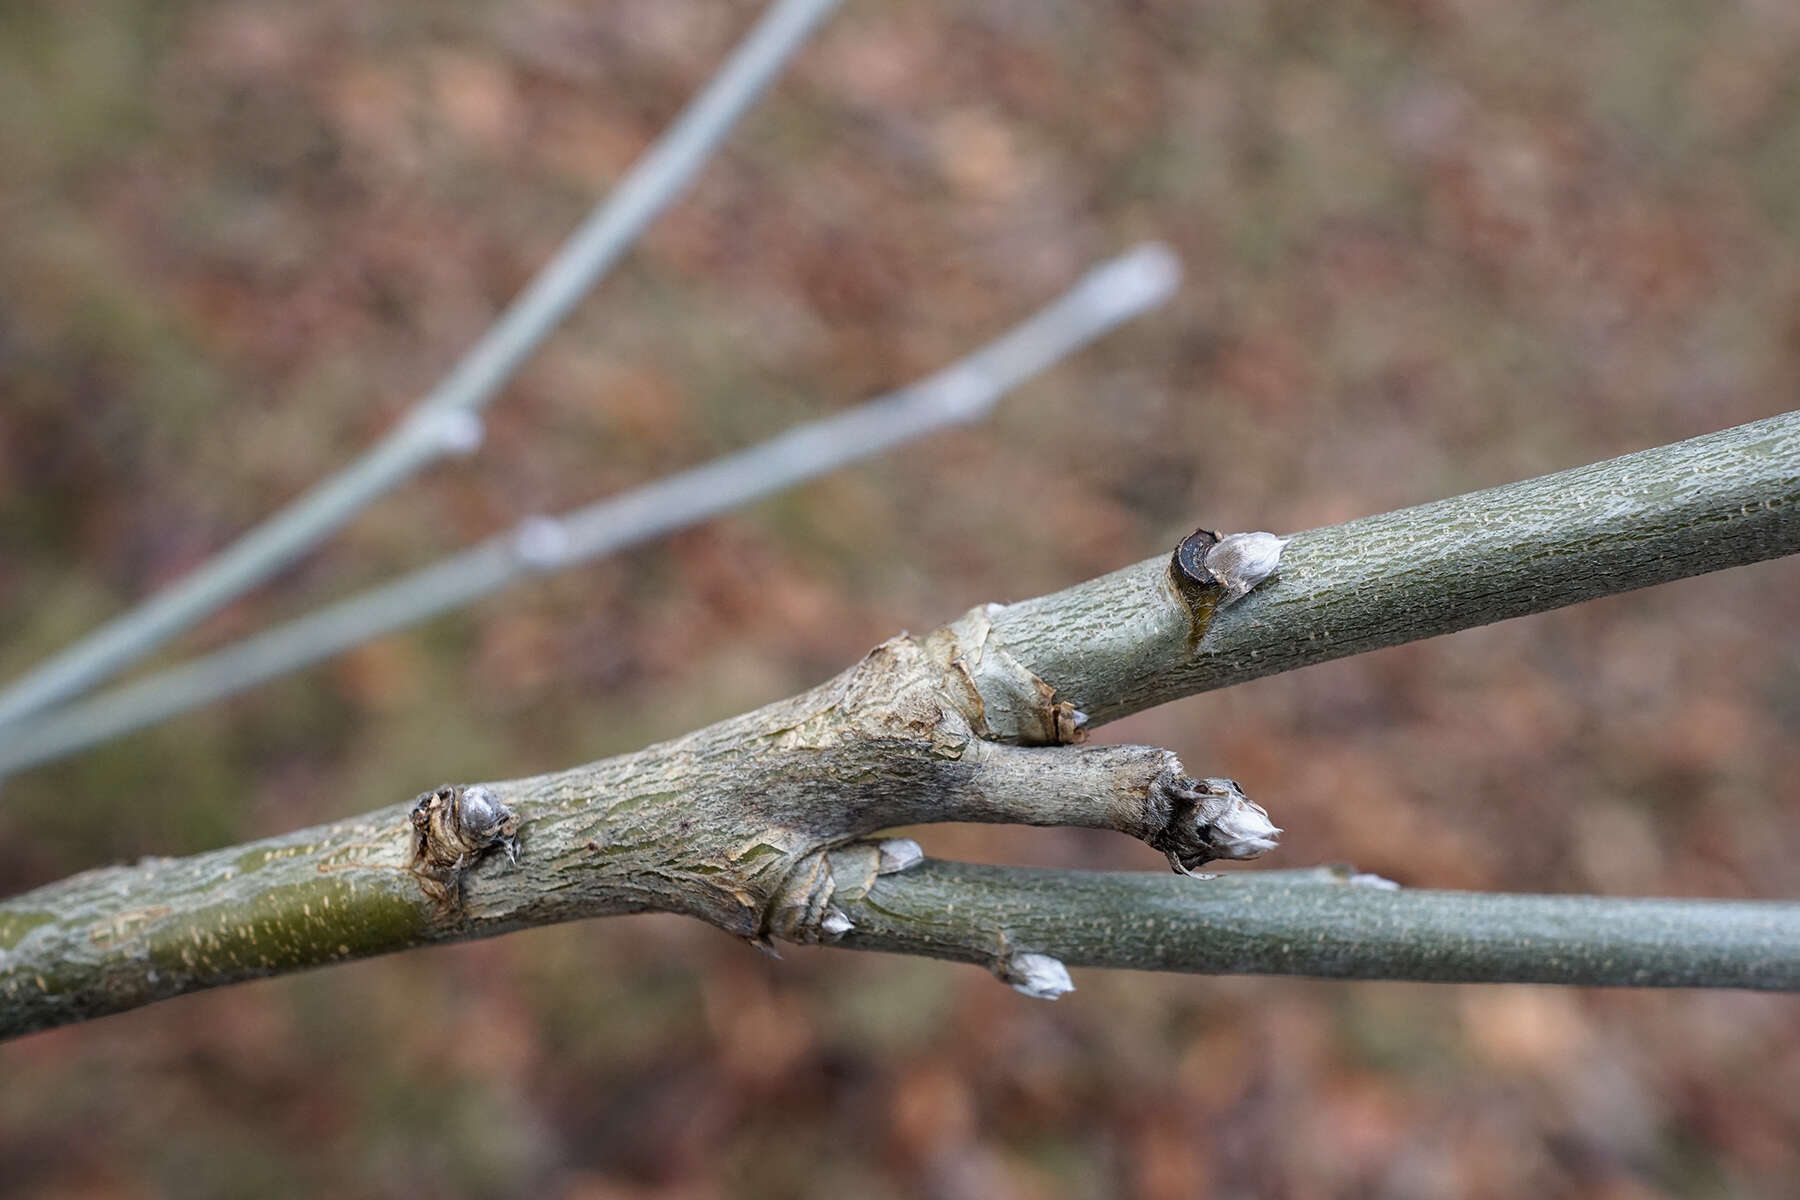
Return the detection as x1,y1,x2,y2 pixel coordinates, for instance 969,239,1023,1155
876,838,924,875
1204,792,1282,860
997,952,1074,1000
456,785,504,836
1205,531,1289,606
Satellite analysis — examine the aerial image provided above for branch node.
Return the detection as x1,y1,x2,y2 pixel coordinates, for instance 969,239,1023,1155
408,409,485,456
407,784,520,912
511,516,572,571
770,837,926,944
768,849,844,944
924,606,1088,745
1169,528,1287,649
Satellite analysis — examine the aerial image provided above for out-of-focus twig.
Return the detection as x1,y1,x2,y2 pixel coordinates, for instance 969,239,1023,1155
0,0,844,730
0,245,1183,777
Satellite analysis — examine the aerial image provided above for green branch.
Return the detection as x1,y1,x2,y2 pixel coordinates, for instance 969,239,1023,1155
988,409,1800,726
837,863,1800,991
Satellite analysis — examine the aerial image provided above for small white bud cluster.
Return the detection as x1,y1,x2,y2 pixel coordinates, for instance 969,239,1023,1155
1154,775,1282,876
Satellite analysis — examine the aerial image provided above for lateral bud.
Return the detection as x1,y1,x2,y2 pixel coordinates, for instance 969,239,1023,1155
1205,531,1289,606
1170,528,1288,648
995,951,1075,1000
407,783,521,911
876,838,925,875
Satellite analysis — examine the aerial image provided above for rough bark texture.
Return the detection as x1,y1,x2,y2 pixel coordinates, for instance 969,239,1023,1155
3,412,1797,1038
1,619,1240,1037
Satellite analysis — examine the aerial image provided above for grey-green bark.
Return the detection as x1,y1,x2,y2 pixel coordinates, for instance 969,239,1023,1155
3,412,1797,1039
839,864,1800,990
993,409,1800,725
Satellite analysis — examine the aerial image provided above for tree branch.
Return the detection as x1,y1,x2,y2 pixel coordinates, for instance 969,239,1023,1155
834,862,1800,992
989,409,1800,726
0,0,843,729
3,413,1796,1038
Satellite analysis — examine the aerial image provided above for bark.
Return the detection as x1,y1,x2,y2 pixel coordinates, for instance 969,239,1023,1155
3,411,1797,1038
838,864,1800,990
991,408,1800,724
1,624,1255,1037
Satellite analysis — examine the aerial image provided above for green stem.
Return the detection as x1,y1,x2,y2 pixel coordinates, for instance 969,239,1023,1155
989,409,1800,726
839,863,1800,990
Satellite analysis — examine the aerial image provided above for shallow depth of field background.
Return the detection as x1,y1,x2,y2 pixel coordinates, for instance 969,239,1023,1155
3,1,1800,1196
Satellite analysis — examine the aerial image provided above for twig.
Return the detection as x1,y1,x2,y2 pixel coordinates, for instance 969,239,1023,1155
836,863,1800,992
0,245,1183,777
0,0,844,730
7,829,1795,1037
985,409,1800,726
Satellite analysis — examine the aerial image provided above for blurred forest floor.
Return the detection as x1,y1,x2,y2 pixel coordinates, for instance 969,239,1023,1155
2,1,1799,1196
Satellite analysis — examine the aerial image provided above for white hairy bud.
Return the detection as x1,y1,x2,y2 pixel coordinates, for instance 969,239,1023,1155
1206,791,1282,861
1205,531,1289,606
457,785,503,834
997,952,1074,1000
876,838,924,875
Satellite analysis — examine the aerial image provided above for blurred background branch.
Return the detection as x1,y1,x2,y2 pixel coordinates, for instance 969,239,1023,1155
0,0,843,730
0,243,1179,778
